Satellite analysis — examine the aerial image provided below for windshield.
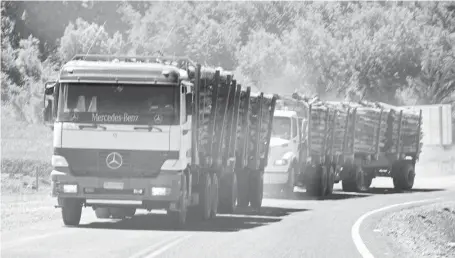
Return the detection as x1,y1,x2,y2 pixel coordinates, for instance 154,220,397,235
56,83,179,125
272,116,291,140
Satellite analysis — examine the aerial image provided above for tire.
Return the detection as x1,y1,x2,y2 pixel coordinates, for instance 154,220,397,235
325,165,335,195
168,174,188,227
284,165,296,199
392,162,415,190
219,172,237,214
61,198,82,226
305,165,327,197
210,173,219,218
199,172,212,220
249,170,263,210
236,170,250,208
342,165,370,192
95,207,111,219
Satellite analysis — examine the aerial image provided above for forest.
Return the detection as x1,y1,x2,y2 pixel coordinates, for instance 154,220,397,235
1,1,454,127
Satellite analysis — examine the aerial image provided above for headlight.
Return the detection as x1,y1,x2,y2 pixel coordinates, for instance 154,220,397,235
52,155,69,167
274,159,289,166
62,184,78,193
151,187,171,196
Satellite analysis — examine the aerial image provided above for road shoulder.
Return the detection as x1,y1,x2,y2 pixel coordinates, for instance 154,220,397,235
360,200,455,258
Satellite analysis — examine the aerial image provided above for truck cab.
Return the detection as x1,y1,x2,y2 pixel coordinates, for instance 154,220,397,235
264,108,304,196
44,55,198,226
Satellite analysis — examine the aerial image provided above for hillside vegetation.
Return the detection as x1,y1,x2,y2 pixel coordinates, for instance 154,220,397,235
1,1,454,187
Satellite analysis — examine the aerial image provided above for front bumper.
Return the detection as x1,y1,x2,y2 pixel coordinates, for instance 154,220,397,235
50,170,182,210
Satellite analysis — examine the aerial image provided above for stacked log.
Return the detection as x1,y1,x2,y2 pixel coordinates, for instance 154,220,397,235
196,76,215,164
355,101,423,156
308,105,331,155
281,93,423,158
259,94,275,165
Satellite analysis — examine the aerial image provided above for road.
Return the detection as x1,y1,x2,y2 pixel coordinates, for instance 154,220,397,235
2,176,455,258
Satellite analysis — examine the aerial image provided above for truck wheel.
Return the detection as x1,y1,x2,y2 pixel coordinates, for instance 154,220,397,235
249,170,263,210
284,165,296,199
199,172,212,220
236,170,250,208
325,165,335,195
219,172,237,213
168,174,188,227
306,165,327,197
342,165,370,192
392,162,415,190
210,173,219,218
61,198,82,226
94,207,111,219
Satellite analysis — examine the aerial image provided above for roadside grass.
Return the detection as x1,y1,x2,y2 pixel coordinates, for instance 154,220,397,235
1,108,53,195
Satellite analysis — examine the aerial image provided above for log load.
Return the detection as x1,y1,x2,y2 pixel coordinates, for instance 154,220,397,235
246,92,275,169
286,94,423,159
358,101,424,157
195,68,235,166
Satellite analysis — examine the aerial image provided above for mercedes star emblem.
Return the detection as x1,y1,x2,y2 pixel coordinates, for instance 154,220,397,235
71,112,79,121
106,152,123,170
154,114,163,124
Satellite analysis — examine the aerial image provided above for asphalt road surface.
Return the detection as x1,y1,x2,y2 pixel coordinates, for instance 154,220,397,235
3,176,455,258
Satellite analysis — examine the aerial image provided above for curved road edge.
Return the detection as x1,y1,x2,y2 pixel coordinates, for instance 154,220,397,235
351,197,445,258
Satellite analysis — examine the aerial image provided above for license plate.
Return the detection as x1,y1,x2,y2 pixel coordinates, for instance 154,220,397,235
103,182,124,190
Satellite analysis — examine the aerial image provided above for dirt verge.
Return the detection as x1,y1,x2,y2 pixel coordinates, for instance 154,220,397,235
376,201,455,258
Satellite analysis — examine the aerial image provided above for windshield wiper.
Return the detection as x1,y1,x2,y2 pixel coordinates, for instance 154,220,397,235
78,124,107,130
134,125,163,132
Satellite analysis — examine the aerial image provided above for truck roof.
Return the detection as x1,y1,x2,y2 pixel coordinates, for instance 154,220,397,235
274,109,297,118
59,58,188,85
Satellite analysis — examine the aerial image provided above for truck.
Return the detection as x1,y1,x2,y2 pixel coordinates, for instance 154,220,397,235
263,93,341,198
43,54,276,227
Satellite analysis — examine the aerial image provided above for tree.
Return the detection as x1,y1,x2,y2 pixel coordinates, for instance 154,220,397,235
58,18,125,62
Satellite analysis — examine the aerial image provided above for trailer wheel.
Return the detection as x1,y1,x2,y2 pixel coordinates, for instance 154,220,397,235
325,165,335,195
210,173,219,218
284,165,296,199
392,162,415,190
236,170,250,208
249,169,263,210
342,165,370,192
169,174,188,227
305,165,327,197
94,207,111,219
219,172,237,214
61,198,83,226
200,172,212,220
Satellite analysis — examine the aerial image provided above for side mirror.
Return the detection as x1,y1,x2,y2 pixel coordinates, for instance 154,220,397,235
186,93,192,114
187,66,196,80
45,81,56,95
43,81,57,129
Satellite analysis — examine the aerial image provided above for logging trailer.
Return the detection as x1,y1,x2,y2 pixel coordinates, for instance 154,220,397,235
336,103,423,192
42,54,276,227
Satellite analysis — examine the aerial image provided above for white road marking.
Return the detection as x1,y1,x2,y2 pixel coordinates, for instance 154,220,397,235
128,234,192,258
351,197,443,258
